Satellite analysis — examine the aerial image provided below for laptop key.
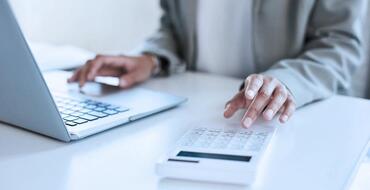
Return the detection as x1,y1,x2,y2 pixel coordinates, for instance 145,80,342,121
79,108,91,114
79,114,98,121
115,107,129,112
86,100,100,105
56,96,128,126
107,105,120,110
79,102,89,107
103,109,119,115
97,103,110,107
63,109,75,115
70,112,84,117
64,116,79,121
94,107,106,112
63,104,74,109
74,118,88,124
69,106,83,111
85,105,97,109
65,121,77,126
88,111,108,118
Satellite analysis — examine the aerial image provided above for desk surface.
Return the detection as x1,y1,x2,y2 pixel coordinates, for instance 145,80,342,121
0,72,369,190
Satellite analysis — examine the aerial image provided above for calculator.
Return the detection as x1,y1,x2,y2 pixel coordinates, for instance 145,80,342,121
156,122,276,185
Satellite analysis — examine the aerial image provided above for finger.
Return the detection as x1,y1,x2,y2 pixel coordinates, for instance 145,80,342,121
68,68,82,83
263,86,288,120
118,71,140,89
99,56,135,71
86,58,105,81
279,96,296,123
224,93,244,118
87,55,132,80
78,61,93,88
244,75,263,100
278,105,285,113
224,91,251,118
242,79,277,128
95,67,124,77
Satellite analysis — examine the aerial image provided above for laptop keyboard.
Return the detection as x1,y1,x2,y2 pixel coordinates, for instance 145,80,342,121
54,96,129,127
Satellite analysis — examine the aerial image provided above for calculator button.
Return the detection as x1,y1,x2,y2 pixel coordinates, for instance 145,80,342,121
228,144,244,150
212,142,229,149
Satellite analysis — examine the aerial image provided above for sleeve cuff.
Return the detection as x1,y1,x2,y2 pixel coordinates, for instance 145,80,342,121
132,44,186,75
262,68,317,108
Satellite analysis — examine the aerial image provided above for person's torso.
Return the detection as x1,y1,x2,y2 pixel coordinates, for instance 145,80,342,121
196,0,254,78
166,0,316,76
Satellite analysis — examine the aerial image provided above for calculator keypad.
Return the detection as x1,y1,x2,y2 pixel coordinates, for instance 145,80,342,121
180,128,269,152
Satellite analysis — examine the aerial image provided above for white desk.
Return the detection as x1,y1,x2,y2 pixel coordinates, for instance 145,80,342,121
0,72,369,190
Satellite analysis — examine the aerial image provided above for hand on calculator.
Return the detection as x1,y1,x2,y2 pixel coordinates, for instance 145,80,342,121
224,74,296,128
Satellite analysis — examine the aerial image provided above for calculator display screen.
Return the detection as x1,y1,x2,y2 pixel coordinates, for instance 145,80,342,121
177,151,251,162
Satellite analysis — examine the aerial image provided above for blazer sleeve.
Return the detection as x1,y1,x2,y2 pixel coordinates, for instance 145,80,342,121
262,0,366,108
134,0,185,75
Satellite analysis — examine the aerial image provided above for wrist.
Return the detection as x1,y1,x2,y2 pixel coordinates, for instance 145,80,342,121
142,53,160,75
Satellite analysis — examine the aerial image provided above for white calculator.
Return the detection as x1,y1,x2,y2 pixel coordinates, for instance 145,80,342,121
156,122,276,185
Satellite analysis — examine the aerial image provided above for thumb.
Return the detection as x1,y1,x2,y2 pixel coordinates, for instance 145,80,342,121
119,71,139,89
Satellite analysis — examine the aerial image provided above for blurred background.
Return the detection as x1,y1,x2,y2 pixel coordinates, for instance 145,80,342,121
9,0,161,53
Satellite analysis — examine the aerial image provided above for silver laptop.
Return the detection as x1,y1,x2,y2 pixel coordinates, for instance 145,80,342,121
0,0,187,142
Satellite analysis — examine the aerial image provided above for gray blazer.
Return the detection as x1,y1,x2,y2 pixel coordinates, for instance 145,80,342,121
137,0,366,107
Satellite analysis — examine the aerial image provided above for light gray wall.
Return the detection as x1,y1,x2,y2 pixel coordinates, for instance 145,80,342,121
9,0,161,54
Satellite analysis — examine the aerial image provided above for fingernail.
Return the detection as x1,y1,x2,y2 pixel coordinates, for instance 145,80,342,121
224,104,230,110
223,104,232,118
265,109,274,120
281,115,288,123
243,117,252,128
246,90,254,99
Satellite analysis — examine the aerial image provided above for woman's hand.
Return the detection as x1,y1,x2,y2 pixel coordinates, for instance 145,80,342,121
68,54,157,88
224,74,296,128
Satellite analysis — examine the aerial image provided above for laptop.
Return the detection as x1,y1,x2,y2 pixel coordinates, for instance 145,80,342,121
0,0,187,142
